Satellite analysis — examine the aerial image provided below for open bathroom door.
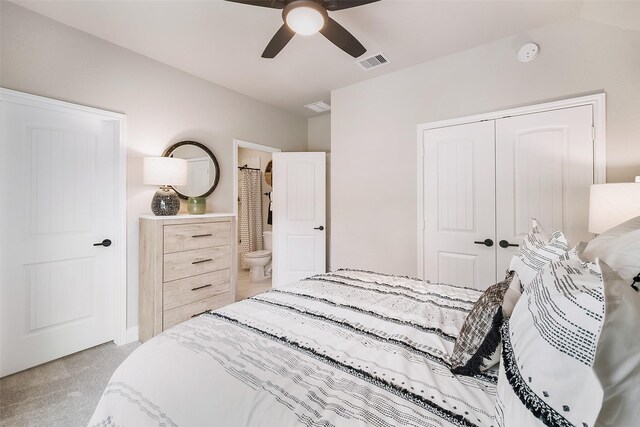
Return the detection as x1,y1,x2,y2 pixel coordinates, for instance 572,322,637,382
272,152,326,287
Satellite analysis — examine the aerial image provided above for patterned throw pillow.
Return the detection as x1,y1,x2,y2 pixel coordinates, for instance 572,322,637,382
450,271,515,376
509,219,569,290
494,253,606,427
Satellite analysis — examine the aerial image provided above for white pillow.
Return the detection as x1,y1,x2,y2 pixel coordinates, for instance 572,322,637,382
594,260,640,427
495,255,606,427
501,274,521,318
509,219,570,289
584,216,640,286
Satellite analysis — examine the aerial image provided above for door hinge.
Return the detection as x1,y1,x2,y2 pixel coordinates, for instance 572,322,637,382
592,126,596,140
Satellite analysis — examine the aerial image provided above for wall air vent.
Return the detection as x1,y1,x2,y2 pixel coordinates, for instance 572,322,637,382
357,52,389,71
304,100,331,113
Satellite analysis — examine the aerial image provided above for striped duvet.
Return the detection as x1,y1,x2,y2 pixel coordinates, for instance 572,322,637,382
90,270,497,427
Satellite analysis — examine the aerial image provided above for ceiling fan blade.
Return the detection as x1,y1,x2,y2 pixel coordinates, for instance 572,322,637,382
225,0,286,9
323,0,380,11
262,24,295,58
320,17,366,58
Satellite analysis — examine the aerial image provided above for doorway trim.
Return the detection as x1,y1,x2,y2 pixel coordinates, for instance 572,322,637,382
0,88,129,346
415,93,606,280
233,139,281,217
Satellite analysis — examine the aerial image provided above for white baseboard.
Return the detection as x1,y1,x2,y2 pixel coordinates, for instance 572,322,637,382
120,326,139,345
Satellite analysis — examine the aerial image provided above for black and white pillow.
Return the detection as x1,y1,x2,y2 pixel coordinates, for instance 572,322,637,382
450,271,515,376
494,251,606,427
509,219,569,290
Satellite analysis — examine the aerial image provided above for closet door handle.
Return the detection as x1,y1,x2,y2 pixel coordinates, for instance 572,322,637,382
473,239,494,247
314,226,324,231
499,240,519,248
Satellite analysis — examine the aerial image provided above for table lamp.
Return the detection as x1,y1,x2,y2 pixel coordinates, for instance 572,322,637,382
588,177,640,234
143,157,188,216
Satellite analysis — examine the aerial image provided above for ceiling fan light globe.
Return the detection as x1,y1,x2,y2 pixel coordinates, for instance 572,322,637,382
285,6,325,35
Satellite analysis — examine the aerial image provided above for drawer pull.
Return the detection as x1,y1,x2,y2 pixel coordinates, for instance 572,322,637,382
191,284,212,291
192,258,212,265
192,233,213,238
191,310,209,318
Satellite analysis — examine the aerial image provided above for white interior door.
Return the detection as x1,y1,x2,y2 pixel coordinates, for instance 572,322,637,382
495,105,594,275
0,96,118,377
422,121,496,290
272,152,326,287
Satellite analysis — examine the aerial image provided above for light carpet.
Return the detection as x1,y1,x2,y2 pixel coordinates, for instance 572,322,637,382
0,341,140,427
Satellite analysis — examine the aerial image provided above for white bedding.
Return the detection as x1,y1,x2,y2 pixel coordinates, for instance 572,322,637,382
90,270,497,427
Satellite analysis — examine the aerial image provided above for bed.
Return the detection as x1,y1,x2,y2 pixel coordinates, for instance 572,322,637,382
90,269,498,427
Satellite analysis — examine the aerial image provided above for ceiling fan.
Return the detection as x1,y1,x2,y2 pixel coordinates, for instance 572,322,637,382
226,0,379,58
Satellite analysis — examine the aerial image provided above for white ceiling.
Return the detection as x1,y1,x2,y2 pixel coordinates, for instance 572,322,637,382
14,0,586,117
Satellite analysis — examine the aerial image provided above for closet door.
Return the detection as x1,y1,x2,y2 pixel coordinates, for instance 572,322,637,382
495,105,594,275
422,121,496,290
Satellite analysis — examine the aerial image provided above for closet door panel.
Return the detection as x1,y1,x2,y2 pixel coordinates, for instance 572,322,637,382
495,105,594,275
423,121,496,290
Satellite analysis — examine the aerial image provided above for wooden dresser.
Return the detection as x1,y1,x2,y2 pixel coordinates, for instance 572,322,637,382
139,214,236,342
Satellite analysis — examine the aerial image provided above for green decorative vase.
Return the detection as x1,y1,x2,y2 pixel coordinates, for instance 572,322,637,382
187,196,206,215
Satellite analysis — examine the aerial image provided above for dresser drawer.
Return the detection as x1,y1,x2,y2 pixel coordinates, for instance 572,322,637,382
163,269,230,311
163,221,231,254
162,292,229,331
163,246,231,282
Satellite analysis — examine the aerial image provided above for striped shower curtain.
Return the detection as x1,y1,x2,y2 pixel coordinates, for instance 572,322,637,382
239,169,263,269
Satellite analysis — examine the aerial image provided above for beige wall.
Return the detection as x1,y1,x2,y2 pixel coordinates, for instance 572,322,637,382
0,3,307,328
308,113,331,152
331,18,640,277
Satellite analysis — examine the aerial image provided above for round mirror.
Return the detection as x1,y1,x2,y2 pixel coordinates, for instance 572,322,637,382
163,141,220,199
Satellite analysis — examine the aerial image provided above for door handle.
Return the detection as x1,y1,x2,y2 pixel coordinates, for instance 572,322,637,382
314,226,324,231
473,239,494,247
499,240,519,248
93,239,112,247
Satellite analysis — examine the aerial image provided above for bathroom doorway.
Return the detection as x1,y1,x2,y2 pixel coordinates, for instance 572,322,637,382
233,140,281,301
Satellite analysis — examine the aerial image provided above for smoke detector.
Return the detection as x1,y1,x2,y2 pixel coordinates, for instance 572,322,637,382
517,43,539,63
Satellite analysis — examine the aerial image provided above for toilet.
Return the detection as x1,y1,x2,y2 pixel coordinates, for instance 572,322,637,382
244,231,272,282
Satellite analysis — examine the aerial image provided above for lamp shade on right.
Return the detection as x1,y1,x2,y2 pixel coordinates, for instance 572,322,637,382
589,182,640,234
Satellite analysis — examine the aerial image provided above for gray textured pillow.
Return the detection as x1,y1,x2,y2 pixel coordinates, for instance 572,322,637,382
450,271,515,376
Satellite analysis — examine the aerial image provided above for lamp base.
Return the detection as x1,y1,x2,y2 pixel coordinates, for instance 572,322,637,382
151,186,180,216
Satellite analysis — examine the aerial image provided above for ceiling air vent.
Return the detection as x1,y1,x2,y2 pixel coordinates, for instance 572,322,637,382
304,101,331,113
357,52,389,71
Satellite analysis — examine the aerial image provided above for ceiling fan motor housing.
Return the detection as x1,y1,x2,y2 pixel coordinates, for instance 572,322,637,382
283,0,328,32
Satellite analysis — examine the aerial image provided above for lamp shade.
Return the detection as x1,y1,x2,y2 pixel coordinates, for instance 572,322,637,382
589,181,640,234
143,157,188,186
